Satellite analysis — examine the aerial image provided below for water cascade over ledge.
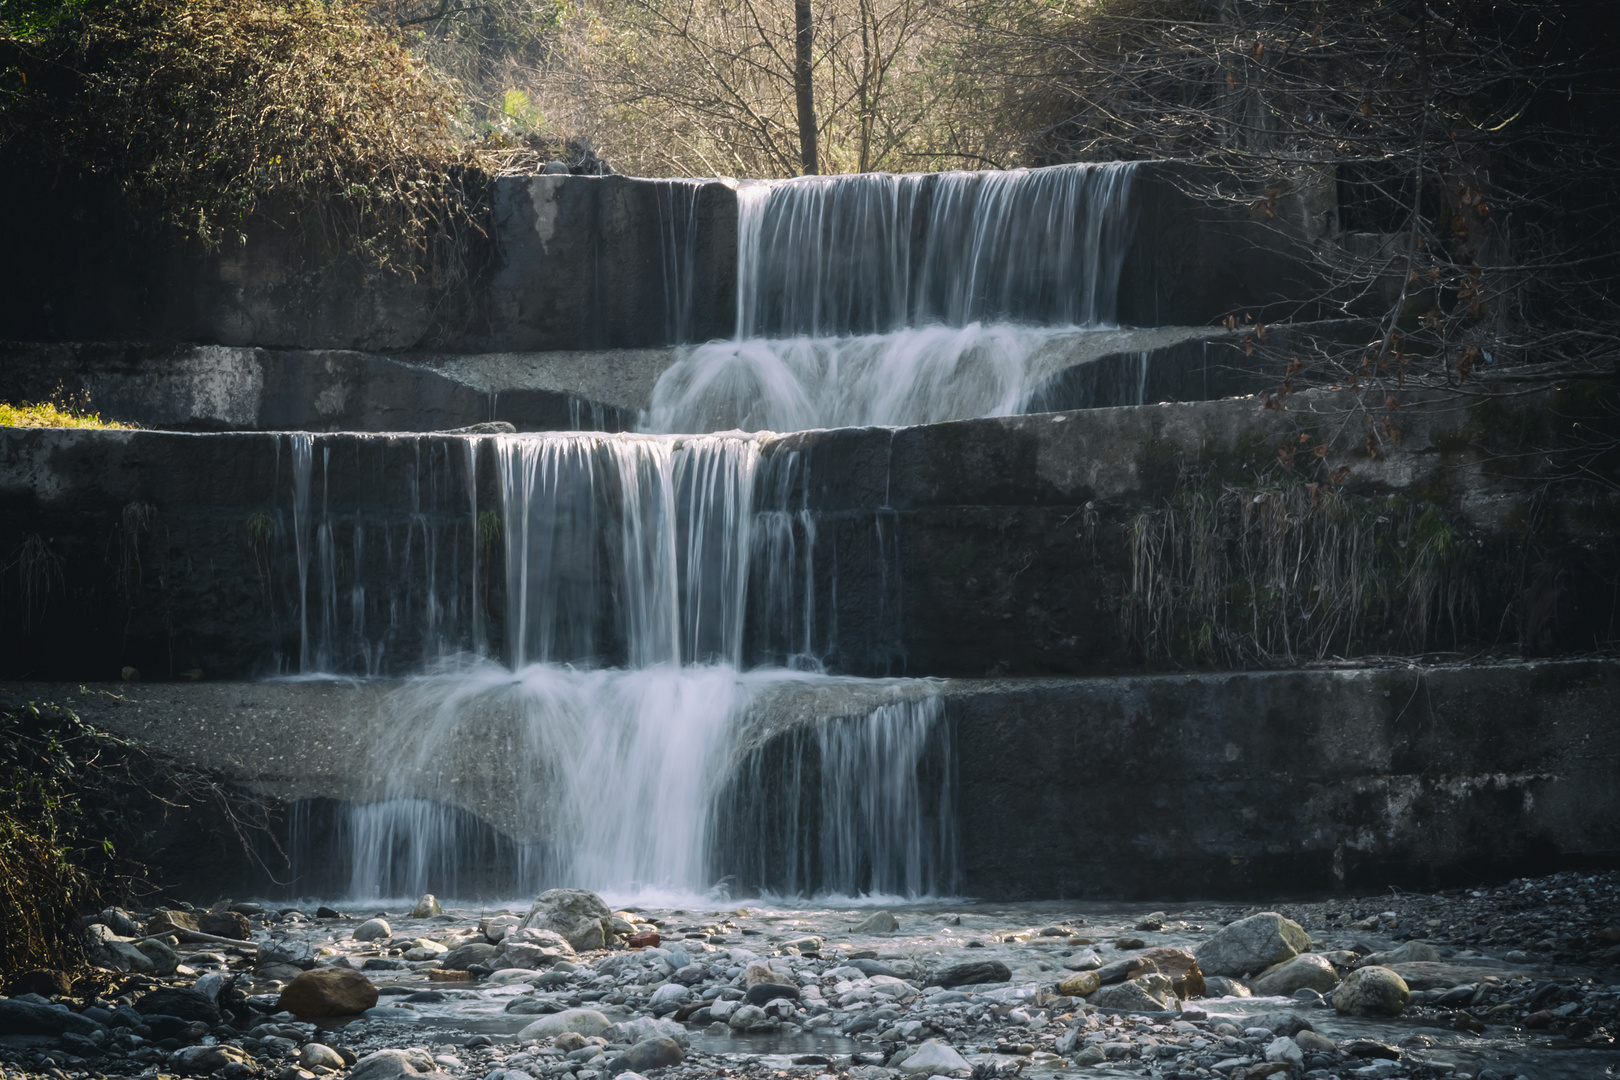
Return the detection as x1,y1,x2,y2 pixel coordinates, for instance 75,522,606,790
282,162,1144,901
647,162,1139,433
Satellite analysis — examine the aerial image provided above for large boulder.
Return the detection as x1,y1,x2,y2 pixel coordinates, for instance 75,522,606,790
349,1048,447,1080
353,918,391,942
520,889,613,952
613,1037,684,1073
896,1040,971,1075
168,1045,256,1075
1194,912,1311,977
517,1008,612,1039
1141,948,1205,999
277,968,379,1017
0,999,103,1037
1089,974,1177,1012
135,988,221,1025
1250,953,1341,997
146,909,251,941
1333,966,1409,1017
439,942,499,970
1057,971,1101,997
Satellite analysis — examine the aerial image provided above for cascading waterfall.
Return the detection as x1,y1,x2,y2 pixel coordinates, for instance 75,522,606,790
284,162,1145,900
646,162,1137,433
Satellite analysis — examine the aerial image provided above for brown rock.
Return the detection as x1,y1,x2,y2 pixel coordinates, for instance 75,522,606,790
1597,926,1620,943
627,929,661,949
199,911,252,940
278,968,379,1017
146,909,201,935
1140,947,1205,999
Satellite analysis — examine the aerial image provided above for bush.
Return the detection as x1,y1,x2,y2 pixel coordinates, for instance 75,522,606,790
1,0,484,274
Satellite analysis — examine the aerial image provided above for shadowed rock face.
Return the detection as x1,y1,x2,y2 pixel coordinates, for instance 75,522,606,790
1,385,1613,681
0,166,1313,352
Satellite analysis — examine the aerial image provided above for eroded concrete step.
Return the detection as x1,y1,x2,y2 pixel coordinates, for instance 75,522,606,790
0,321,1364,432
5,658,1615,899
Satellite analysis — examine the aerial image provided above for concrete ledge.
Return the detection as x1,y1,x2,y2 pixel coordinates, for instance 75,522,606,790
6,658,1615,899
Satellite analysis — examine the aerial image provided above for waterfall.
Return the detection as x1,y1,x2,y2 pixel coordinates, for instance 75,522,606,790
646,162,1138,433
282,163,1148,900
735,162,1136,337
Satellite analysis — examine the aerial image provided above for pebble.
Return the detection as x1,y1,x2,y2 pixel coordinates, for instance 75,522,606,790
7,872,1619,1080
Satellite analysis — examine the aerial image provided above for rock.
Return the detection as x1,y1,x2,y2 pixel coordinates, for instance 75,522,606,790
1248,1009,1314,1037
1113,936,1147,950
520,889,613,952
1361,941,1441,966
1344,1039,1401,1060
1141,947,1205,999
7,969,74,997
1194,912,1311,977
648,983,690,1015
743,962,784,987
1071,1045,1106,1066
1295,1030,1337,1054
137,936,181,975
614,1037,683,1073
517,1008,612,1039
440,942,499,970
349,1048,441,1080
169,1045,256,1075
1136,912,1167,931
1057,971,1101,997
1062,949,1103,971
99,907,141,937
783,935,824,954
745,982,801,1005
1264,1036,1304,1068
278,969,380,1017
300,1044,347,1070
1250,953,1341,997
411,894,443,918
201,911,253,940
257,961,308,981
354,918,391,942
896,1039,971,1075
259,939,317,969
726,1004,768,1031
1095,956,1156,985
1089,977,1175,1012
0,998,104,1037
849,958,901,978
626,929,661,948
604,1016,688,1047
316,906,342,919
1333,966,1410,1017
852,911,899,935
931,959,1011,987
136,988,222,1025
1203,976,1251,998
1386,961,1507,991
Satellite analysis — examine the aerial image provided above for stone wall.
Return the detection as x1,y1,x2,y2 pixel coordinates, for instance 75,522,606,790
2,385,1613,680
9,658,1616,899
0,166,1315,352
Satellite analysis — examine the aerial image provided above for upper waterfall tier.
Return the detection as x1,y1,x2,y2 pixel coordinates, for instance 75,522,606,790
733,163,1136,339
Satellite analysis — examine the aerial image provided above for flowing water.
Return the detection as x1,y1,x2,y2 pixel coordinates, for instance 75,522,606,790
287,163,1142,901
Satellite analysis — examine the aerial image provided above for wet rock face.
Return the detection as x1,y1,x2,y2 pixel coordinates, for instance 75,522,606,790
278,968,380,1017
1333,965,1411,1017
520,889,613,952
1193,912,1312,977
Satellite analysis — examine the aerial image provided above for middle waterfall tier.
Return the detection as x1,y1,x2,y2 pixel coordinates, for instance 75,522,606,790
270,431,898,679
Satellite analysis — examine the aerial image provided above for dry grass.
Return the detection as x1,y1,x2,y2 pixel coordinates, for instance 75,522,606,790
1125,479,1478,667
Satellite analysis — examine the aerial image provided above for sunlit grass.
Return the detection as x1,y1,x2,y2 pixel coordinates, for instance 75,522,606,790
0,401,136,428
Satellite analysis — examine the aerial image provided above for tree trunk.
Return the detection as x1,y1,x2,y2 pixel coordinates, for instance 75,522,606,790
795,0,819,174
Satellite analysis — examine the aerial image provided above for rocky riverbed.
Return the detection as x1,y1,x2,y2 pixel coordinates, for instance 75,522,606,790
4,871,1618,1080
